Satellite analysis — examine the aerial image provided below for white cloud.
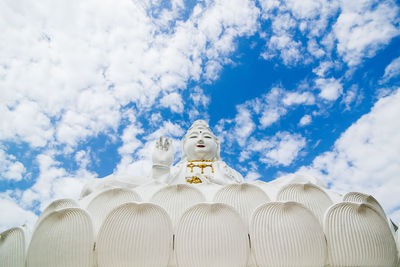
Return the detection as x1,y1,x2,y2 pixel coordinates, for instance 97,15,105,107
234,106,256,147
259,108,284,128
312,61,334,77
187,86,211,121
190,86,210,108
0,193,38,233
0,0,260,151
160,92,184,113
298,88,400,221
243,132,306,167
263,132,306,166
118,124,144,156
0,149,26,181
283,91,315,106
381,56,400,83
0,100,54,147
258,87,287,128
259,0,339,66
259,0,399,67
244,171,262,182
299,114,312,126
315,77,343,100
0,0,263,232
334,0,400,66
21,151,97,212
75,150,92,169
342,84,361,110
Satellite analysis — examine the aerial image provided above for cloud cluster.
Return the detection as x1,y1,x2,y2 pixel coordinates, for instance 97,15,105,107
298,88,400,221
0,0,260,151
0,149,26,181
1,0,400,232
381,56,400,83
259,0,400,67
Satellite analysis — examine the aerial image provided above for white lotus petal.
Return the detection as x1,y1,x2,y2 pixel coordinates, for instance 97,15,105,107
396,230,400,257
86,188,141,232
250,202,326,267
194,183,223,201
26,208,94,267
175,203,249,267
96,202,173,267
0,226,28,267
134,180,168,201
250,180,278,200
324,189,343,204
324,202,398,266
35,199,79,230
150,184,206,227
277,183,333,225
213,183,270,228
343,192,387,219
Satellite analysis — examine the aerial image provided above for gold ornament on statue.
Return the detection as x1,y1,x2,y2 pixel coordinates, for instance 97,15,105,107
186,160,214,174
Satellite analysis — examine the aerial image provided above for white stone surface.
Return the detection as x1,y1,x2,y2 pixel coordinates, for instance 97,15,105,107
34,199,79,231
175,203,249,267
134,180,168,201
3,119,400,266
85,188,141,233
150,184,206,228
324,202,398,267
26,208,94,267
96,202,172,267
276,182,333,225
0,226,28,267
213,183,270,228
250,202,327,267
343,191,387,219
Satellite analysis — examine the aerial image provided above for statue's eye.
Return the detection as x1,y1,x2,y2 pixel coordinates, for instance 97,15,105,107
190,135,197,138
204,136,212,139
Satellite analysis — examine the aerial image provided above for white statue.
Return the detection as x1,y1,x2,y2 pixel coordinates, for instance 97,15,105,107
152,120,244,185
80,120,243,198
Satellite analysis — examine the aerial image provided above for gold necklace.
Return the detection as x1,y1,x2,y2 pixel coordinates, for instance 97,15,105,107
186,160,214,174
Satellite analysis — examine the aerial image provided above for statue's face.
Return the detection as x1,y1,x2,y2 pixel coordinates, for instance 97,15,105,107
183,128,218,161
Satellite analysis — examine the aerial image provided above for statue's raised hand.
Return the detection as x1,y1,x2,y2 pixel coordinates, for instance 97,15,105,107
152,136,174,167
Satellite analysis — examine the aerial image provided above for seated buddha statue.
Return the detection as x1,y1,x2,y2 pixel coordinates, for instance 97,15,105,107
81,120,243,198
151,120,244,185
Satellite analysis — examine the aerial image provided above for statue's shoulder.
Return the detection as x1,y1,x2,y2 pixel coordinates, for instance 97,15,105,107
215,160,244,183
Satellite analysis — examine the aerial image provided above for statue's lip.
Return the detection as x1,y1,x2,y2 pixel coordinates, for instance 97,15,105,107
196,144,205,147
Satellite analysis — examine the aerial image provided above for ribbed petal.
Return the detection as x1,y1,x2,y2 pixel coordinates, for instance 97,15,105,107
34,199,79,231
0,227,27,267
250,201,326,267
134,181,168,201
250,180,276,200
86,188,141,232
343,192,387,219
213,183,270,228
194,183,223,201
324,202,398,266
96,202,173,267
175,203,249,267
26,208,94,267
277,183,333,225
150,184,206,228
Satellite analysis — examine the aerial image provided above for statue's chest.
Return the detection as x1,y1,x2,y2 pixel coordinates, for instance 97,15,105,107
185,161,215,184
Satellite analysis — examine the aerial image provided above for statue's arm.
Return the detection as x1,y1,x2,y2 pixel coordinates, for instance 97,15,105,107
151,137,174,181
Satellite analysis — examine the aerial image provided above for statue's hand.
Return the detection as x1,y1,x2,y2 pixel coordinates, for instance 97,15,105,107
152,136,174,167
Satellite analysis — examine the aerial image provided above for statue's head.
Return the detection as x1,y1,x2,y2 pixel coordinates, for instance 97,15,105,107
181,120,221,161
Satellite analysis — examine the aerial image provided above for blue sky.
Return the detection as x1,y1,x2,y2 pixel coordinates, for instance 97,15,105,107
1,0,400,232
